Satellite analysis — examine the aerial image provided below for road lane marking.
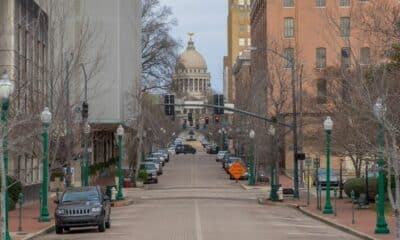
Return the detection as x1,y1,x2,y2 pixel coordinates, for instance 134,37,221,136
194,200,203,240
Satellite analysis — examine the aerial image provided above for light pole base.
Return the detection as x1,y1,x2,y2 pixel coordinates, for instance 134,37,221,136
5,232,11,240
374,223,390,234
269,184,280,201
323,206,334,214
116,192,124,201
39,215,51,222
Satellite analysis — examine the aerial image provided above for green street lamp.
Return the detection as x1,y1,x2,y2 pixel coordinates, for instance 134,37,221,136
249,129,255,186
218,128,226,151
323,116,334,214
39,107,51,222
0,71,14,240
116,125,124,201
373,98,390,234
82,123,90,186
269,125,279,201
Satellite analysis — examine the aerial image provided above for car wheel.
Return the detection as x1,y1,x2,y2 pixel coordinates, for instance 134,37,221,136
105,216,111,229
98,218,106,232
55,225,63,234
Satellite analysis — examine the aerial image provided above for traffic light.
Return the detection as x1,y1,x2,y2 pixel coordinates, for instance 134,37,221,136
205,116,209,125
214,115,220,123
82,101,89,119
213,94,224,114
164,94,175,116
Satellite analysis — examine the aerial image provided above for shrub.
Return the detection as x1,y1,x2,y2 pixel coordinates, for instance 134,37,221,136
137,170,148,182
0,176,22,210
344,177,378,201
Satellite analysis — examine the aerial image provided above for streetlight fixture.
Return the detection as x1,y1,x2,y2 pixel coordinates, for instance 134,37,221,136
373,98,390,234
82,123,90,186
39,107,51,222
0,71,14,240
323,116,334,214
249,129,255,186
116,125,124,201
268,125,279,201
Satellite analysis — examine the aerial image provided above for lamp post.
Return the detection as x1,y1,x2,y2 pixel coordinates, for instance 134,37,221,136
373,98,390,234
268,125,279,201
323,116,334,214
116,125,124,201
39,107,51,222
83,123,90,186
249,129,255,186
0,71,14,240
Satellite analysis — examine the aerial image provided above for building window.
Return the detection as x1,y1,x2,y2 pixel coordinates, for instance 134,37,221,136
317,79,327,104
239,38,246,46
340,0,350,6
284,48,295,68
284,17,294,38
247,38,251,46
316,48,327,69
360,47,370,65
247,25,251,33
316,0,326,7
340,17,350,37
238,0,245,5
341,47,351,68
283,0,294,7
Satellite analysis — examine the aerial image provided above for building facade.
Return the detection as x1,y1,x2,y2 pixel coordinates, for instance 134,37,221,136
250,0,395,172
224,0,251,103
173,34,211,125
0,0,48,195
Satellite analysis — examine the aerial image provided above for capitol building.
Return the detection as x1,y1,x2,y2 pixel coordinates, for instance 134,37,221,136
173,34,211,123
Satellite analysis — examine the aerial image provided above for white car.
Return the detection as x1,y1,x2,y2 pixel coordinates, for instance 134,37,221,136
168,146,175,155
216,151,228,162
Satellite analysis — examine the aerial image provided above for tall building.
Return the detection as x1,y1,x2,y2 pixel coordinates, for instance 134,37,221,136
0,0,49,196
250,0,394,171
173,34,211,125
224,0,251,103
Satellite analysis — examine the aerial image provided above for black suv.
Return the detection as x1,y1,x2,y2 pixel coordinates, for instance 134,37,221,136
54,186,111,234
175,144,196,154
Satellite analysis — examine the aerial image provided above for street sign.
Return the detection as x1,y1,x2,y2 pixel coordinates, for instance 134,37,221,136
228,161,247,180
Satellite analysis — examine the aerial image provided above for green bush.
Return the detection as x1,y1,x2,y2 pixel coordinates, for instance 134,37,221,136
0,176,22,210
344,177,378,201
137,170,148,182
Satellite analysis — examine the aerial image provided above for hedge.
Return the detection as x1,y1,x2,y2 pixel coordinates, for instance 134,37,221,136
0,176,22,210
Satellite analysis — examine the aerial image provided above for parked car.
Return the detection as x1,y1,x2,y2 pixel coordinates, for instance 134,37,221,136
150,152,166,166
144,157,163,175
139,162,158,183
175,144,196,154
208,144,219,154
216,151,228,162
314,168,339,188
54,186,111,234
157,149,170,162
186,135,196,141
257,168,269,183
167,146,175,156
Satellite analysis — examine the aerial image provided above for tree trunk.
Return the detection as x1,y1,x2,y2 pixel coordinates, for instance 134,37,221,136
395,209,400,240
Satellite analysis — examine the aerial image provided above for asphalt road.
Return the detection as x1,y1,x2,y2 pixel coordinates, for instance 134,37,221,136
39,141,361,240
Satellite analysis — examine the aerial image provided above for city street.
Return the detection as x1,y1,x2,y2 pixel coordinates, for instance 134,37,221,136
39,143,361,240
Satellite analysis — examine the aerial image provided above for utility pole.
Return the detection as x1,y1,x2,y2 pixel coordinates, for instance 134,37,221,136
298,65,304,189
81,64,89,186
1,137,5,239
65,60,72,188
291,59,299,199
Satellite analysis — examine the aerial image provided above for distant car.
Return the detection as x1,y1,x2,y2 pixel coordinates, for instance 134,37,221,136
167,146,175,155
175,144,196,154
150,152,166,166
144,157,163,175
157,149,170,162
257,168,269,183
186,135,196,141
208,144,219,154
139,162,158,183
216,151,228,162
54,186,111,234
314,168,339,188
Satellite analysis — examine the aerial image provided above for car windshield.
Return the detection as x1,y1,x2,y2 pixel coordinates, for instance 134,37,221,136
62,191,99,203
141,163,156,170
318,169,337,175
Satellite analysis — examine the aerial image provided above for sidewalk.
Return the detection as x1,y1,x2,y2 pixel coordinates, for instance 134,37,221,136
271,174,396,240
9,196,56,240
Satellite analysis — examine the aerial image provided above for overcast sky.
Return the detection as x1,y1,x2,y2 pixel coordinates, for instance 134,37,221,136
159,0,227,93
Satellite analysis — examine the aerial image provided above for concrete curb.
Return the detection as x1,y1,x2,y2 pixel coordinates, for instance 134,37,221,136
282,202,380,240
22,224,55,240
111,198,135,207
240,183,269,191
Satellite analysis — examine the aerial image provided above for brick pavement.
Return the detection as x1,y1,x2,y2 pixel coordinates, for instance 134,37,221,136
276,174,396,240
9,197,56,240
